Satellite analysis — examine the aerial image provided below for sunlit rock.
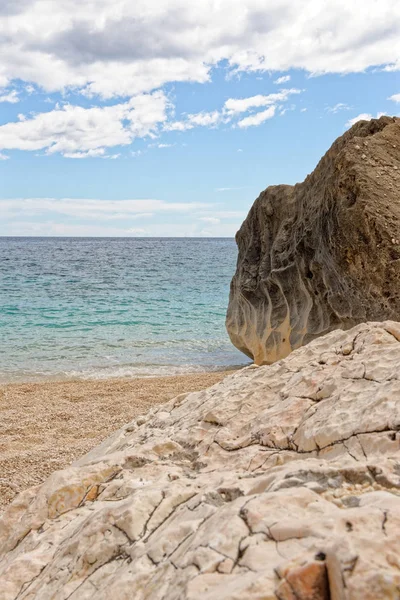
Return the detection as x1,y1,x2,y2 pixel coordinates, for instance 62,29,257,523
227,116,400,364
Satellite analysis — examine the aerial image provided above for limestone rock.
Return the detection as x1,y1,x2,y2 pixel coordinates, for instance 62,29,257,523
226,116,400,364
1,322,400,598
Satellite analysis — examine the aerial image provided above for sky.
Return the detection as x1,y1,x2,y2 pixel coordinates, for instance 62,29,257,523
0,0,399,237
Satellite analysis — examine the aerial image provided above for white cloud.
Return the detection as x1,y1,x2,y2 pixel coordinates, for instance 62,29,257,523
164,121,187,132
224,89,300,114
237,105,276,128
273,75,291,84
63,148,106,159
0,198,209,221
2,198,247,237
346,113,373,127
389,93,400,103
165,110,222,131
0,152,9,159
0,89,19,103
2,221,150,237
0,2,398,156
345,112,385,128
0,91,170,156
2,218,240,238
0,1,398,100
326,102,351,113
188,111,221,126
162,89,300,134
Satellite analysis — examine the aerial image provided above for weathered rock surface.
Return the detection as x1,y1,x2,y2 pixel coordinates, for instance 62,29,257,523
227,116,400,364
1,321,400,599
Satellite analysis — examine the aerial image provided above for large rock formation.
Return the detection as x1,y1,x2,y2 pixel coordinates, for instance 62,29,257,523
1,321,400,599
227,116,400,364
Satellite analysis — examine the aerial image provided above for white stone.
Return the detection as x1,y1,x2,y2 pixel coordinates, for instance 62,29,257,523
1,322,400,599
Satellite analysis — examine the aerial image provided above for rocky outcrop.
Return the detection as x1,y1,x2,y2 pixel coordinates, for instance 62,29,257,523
1,321,400,599
227,116,400,364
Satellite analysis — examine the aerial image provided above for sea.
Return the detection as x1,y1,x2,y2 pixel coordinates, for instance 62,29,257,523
0,237,249,382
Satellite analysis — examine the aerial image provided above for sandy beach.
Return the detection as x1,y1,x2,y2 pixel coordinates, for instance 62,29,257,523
0,371,232,511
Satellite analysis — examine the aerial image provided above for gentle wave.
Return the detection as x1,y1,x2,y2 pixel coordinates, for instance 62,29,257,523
0,363,245,383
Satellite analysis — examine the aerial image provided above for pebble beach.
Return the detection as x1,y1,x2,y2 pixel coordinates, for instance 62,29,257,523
0,371,231,510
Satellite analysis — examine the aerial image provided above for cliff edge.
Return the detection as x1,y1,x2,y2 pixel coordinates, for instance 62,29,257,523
227,116,400,364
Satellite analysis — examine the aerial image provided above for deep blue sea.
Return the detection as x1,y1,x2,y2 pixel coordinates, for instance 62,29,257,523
0,238,249,382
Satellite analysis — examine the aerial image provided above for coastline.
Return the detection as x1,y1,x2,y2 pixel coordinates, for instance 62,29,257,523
0,370,234,511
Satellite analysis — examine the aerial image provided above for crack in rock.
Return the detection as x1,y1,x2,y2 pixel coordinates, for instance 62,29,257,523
2,319,400,599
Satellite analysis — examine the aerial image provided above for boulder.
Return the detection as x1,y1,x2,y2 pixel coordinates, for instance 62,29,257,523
1,321,400,599
226,116,400,364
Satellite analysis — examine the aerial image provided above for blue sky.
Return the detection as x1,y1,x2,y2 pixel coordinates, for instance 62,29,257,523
0,0,399,237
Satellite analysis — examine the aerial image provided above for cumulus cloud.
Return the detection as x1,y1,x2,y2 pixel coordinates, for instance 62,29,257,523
164,89,300,134
0,78,301,159
389,93,400,103
0,91,170,156
0,1,398,98
237,105,276,128
0,89,19,103
273,75,290,84
0,1,399,157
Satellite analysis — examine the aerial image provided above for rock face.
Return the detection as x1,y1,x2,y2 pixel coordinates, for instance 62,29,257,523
227,116,400,365
1,321,400,599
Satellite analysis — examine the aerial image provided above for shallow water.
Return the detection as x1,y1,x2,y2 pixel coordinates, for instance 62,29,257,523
0,237,249,381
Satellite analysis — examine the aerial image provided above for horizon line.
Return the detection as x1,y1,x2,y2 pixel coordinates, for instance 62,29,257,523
0,235,236,239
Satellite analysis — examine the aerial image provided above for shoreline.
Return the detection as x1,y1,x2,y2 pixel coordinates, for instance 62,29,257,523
0,370,235,511
0,364,245,386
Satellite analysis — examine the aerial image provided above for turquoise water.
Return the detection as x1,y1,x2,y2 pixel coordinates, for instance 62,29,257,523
0,238,249,382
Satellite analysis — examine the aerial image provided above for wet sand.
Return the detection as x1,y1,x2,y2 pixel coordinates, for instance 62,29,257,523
0,371,232,510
